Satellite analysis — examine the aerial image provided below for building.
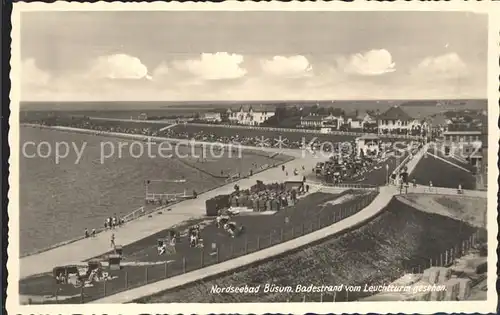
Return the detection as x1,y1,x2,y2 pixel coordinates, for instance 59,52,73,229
300,114,343,129
441,129,483,167
344,112,363,129
300,114,332,128
227,106,275,126
356,134,380,157
201,112,222,123
377,106,423,135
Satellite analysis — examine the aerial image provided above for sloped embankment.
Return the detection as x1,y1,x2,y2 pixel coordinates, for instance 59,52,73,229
138,198,477,303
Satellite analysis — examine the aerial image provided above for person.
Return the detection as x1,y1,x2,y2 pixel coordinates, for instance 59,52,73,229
458,184,463,194
110,233,115,248
412,178,417,188
84,228,89,238
91,228,96,237
282,165,285,172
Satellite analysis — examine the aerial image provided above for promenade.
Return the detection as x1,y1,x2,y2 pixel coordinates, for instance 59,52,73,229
19,145,317,279
18,128,428,280
93,185,399,303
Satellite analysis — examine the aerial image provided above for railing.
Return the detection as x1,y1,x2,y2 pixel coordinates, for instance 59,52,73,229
121,206,146,223
184,123,423,140
320,182,380,192
48,192,378,304
290,229,484,302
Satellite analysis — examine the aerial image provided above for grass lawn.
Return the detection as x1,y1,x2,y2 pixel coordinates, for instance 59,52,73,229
19,190,377,303
411,153,477,189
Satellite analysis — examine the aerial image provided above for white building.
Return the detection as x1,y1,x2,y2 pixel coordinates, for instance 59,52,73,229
377,106,423,135
300,114,343,129
356,134,380,157
227,106,275,126
201,112,222,123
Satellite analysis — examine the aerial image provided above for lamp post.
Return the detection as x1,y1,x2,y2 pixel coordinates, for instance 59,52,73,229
385,164,389,185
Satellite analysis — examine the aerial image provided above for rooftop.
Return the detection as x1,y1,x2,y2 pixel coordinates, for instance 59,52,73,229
379,106,413,121
301,115,330,122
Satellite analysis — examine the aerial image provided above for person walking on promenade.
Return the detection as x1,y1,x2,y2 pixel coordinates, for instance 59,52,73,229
110,233,115,249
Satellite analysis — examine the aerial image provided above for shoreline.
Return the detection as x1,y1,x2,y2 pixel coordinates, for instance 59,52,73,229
19,124,295,258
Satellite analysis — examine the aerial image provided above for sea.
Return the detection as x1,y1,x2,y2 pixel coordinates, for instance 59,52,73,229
18,126,223,256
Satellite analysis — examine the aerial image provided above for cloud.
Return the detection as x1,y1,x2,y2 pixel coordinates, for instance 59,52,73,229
172,52,247,80
87,54,150,80
411,53,468,79
341,49,396,76
260,55,312,78
151,62,169,80
22,58,51,87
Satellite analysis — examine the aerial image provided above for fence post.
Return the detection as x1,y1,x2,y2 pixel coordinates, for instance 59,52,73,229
257,236,261,249
318,216,321,229
440,253,443,267
164,262,168,278
245,236,248,254
333,291,336,302
216,247,220,263
103,280,107,296
303,295,306,302
280,228,284,242
145,266,149,284
445,250,449,265
182,257,186,273
346,289,349,301
269,231,273,245
450,248,454,264
291,226,295,238
302,223,305,235
80,286,84,303
200,249,204,268
320,292,324,302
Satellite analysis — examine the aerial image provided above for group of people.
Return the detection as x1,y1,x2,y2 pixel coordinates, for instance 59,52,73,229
216,210,244,238
188,225,203,247
104,215,124,230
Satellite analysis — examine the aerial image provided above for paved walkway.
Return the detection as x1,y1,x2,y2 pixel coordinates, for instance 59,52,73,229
92,185,398,303
19,144,318,279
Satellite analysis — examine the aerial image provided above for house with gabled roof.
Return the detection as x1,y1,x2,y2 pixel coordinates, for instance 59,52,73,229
377,105,424,135
227,105,275,126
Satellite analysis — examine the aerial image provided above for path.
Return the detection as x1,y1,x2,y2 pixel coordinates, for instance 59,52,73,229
403,185,487,198
91,146,431,303
92,185,399,303
19,146,317,279
426,152,472,173
87,116,177,124
159,124,178,132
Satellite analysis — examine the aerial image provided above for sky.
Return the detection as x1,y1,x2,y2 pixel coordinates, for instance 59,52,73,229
20,11,487,102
